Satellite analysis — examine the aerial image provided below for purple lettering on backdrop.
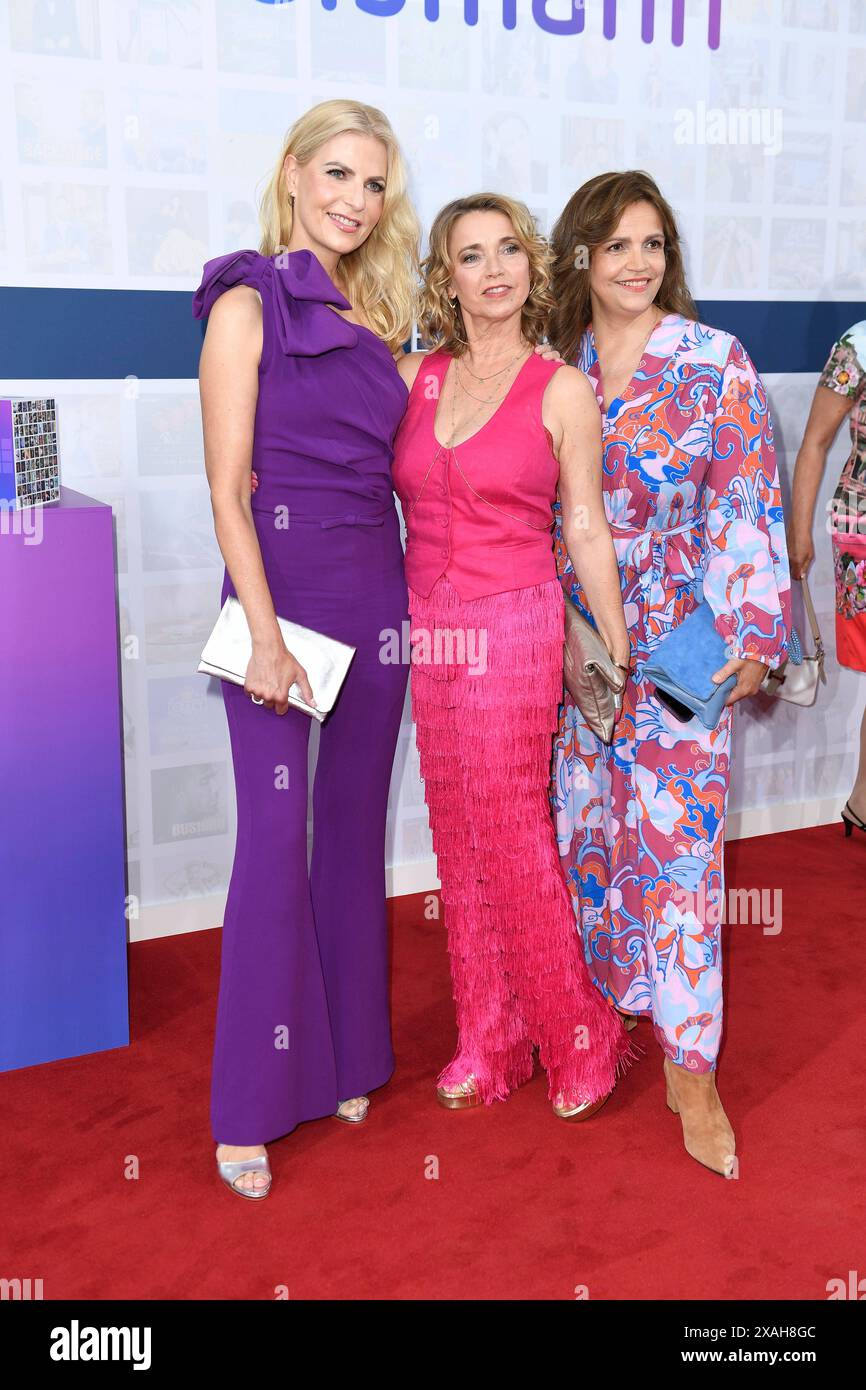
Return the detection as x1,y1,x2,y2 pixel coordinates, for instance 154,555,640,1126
641,0,654,43
672,0,685,46
356,0,404,12
253,0,723,48
532,0,585,36
709,0,722,49
424,0,478,21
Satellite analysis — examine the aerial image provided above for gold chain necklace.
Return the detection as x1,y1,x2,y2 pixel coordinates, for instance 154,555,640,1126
458,346,528,383
405,349,550,533
449,343,532,421
446,348,530,444
454,357,523,405
446,349,552,533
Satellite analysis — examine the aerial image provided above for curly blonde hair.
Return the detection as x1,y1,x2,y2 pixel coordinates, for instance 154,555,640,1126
257,99,421,354
418,192,555,356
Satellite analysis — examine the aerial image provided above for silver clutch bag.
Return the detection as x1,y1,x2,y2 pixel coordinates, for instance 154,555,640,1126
197,595,355,722
563,592,627,743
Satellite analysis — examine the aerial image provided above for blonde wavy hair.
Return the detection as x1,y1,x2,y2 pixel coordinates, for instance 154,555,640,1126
257,99,421,354
418,192,555,356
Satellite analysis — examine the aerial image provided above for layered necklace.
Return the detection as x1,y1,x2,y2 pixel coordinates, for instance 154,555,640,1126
404,338,551,534
442,341,533,448
436,339,552,533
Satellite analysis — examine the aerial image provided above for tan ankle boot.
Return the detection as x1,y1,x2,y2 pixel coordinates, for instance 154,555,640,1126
663,1057,736,1178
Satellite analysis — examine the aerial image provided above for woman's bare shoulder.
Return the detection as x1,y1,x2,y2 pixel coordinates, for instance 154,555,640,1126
206,280,263,322
395,349,430,392
202,282,263,354
543,363,598,413
199,283,263,372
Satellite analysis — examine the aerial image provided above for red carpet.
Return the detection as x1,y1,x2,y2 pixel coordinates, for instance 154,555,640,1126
3,823,864,1300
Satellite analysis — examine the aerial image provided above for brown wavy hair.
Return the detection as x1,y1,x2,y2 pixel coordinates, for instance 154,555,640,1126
549,171,698,364
417,192,555,356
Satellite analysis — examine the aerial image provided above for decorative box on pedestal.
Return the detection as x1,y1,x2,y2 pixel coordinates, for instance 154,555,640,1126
0,397,61,508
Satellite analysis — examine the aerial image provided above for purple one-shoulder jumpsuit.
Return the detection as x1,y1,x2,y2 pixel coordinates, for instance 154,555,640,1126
192,248,410,1146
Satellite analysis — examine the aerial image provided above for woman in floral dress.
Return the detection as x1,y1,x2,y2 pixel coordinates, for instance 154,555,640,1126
547,171,792,1177
790,320,866,836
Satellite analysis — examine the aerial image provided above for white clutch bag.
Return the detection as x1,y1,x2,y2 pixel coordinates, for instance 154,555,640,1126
197,595,355,722
760,575,826,708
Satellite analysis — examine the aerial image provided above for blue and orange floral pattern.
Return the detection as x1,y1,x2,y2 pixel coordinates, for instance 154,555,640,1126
551,313,792,1072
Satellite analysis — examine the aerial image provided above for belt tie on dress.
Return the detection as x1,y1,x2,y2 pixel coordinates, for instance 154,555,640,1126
259,506,392,530
608,511,707,615
319,512,387,529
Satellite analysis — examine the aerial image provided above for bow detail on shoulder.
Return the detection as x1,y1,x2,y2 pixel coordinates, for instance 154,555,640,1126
192,248,262,321
269,249,360,356
192,247,362,357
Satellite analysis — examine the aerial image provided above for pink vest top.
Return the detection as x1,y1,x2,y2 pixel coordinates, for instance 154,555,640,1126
391,348,563,600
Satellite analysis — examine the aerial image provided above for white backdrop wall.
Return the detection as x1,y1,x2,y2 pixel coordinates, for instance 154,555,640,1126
1,0,864,942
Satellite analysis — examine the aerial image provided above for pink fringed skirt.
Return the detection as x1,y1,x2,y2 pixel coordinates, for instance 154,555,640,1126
408,575,634,1105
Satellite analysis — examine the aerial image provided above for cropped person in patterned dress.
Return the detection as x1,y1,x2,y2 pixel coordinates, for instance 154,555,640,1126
790,320,866,837
547,171,792,1177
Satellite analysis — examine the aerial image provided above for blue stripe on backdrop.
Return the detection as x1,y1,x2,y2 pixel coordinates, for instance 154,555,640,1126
0,288,864,379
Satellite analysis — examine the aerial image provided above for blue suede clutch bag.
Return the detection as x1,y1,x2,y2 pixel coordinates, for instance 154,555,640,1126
643,597,737,730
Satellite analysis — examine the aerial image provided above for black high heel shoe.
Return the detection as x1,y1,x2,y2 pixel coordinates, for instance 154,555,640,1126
841,801,866,837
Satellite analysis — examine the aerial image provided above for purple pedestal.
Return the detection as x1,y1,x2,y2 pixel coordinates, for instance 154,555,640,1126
0,486,129,1071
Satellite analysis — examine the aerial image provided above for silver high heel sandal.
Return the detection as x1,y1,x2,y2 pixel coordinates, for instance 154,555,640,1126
215,1146,272,1199
334,1096,370,1124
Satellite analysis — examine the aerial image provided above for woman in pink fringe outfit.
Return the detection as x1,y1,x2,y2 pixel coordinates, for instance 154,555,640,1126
392,194,636,1118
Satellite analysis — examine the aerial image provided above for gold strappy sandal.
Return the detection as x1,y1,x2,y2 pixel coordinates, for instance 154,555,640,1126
436,1074,481,1109
552,1089,614,1122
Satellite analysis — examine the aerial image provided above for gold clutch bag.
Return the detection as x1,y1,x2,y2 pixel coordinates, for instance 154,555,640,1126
563,592,627,743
